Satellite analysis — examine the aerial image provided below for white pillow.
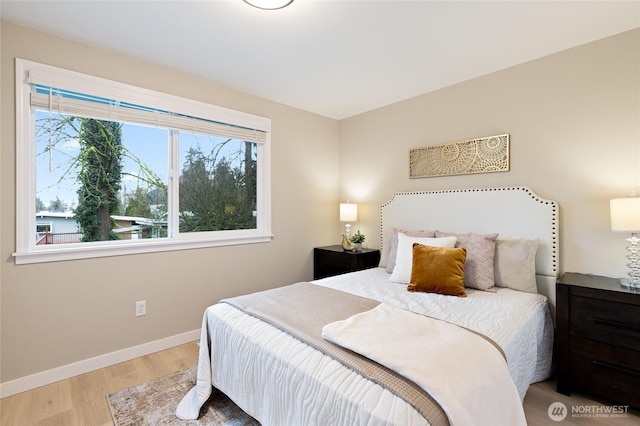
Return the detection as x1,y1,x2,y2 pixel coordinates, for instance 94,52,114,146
388,233,458,284
385,228,436,273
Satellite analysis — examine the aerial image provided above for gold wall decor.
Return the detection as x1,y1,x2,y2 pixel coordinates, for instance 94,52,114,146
409,134,509,178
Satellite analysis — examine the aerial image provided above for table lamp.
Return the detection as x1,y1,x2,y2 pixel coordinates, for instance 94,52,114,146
610,196,640,288
340,203,357,238
340,203,357,250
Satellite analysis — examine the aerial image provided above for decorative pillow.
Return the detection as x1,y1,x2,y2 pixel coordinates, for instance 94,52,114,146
385,228,436,273
494,238,539,293
408,243,467,297
388,233,457,284
435,231,498,292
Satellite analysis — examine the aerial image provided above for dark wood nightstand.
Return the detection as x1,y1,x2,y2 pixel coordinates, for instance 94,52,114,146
556,272,640,408
313,245,381,280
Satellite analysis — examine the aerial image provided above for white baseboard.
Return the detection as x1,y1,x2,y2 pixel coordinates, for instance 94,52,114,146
0,329,201,398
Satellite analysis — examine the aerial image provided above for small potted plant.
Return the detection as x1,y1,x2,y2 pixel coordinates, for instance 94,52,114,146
349,230,365,252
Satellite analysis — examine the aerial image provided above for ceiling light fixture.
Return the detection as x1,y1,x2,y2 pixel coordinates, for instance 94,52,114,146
243,0,294,10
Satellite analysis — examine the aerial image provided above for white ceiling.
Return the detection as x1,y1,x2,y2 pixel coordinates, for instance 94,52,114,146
2,1,639,119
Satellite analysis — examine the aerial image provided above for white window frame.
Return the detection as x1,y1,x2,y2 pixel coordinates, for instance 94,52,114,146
14,59,272,264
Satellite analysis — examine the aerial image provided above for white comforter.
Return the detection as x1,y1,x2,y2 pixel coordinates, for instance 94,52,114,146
177,267,553,425
316,268,554,399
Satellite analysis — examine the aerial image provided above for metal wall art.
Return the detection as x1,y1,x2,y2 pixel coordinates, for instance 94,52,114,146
409,134,509,178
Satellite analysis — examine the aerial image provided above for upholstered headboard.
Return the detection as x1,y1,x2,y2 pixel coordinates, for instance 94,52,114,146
380,187,559,315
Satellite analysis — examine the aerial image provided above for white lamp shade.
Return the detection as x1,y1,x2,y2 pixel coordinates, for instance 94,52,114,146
610,197,640,232
340,203,357,222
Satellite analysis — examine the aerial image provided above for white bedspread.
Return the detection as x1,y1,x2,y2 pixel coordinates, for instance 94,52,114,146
177,267,553,425
322,302,526,426
315,267,554,399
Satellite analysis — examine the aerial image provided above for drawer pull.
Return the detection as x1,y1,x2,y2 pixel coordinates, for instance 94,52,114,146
592,318,640,333
592,360,640,377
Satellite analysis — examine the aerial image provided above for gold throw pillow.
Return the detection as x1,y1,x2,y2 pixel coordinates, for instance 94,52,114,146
408,243,467,297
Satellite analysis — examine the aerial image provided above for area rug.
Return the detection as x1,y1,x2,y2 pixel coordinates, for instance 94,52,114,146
107,365,260,425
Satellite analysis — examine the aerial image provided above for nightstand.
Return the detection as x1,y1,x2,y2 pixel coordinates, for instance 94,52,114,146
313,245,381,280
556,272,640,408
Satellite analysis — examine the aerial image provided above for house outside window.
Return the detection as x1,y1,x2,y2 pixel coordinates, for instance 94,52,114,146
35,222,52,242
15,59,272,264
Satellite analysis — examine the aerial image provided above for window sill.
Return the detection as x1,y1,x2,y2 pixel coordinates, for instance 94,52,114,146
13,234,274,265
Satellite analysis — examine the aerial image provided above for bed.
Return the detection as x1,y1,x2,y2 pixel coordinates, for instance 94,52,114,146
177,186,559,425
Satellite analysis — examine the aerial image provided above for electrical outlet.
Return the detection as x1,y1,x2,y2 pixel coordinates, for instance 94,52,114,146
135,300,146,317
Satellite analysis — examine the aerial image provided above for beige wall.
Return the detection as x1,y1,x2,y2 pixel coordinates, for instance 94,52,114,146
1,21,639,387
339,29,640,281
0,21,340,383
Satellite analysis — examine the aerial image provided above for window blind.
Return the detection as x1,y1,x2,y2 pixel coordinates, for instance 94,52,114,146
30,85,267,143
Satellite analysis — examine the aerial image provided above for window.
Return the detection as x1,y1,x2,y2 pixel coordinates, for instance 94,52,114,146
35,222,51,242
36,223,52,233
15,59,272,264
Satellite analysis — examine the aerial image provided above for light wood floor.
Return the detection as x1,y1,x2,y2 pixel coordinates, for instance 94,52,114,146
0,342,199,426
1,341,638,425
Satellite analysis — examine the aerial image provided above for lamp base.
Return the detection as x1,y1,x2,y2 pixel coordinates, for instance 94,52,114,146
620,278,640,292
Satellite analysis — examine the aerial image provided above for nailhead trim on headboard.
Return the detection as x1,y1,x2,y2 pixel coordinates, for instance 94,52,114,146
380,186,558,274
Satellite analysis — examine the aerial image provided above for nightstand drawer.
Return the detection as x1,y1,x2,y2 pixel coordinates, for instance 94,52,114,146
570,336,640,407
313,246,381,280
315,258,352,277
570,296,640,351
316,251,353,269
556,273,640,407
